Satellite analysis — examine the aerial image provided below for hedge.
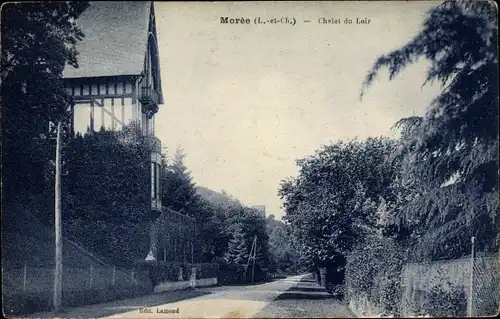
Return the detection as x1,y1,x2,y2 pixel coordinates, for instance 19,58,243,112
137,259,268,287
422,283,467,317
345,235,404,316
217,261,246,285
215,259,269,285
137,261,221,286
142,261,190,286
196,262,220,279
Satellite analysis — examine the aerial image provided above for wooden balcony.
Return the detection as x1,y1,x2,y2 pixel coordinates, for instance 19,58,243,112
138,86,161,112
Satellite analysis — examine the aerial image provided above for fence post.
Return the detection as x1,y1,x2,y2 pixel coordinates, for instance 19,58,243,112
468,236,475,317
112,266,116,287
178,267,183,281
89,265,93,289
190,266,197,288
23,262,27,291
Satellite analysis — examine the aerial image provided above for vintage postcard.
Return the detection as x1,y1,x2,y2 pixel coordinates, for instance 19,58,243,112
1,1,498,318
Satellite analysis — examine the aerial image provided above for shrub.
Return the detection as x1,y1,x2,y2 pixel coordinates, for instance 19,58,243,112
249,263,269,282
196,262,219,279
216,259,246,285
137,261,221,285
422,283,467,318
345,235,404,316
145,261,190,286
326,284,346,299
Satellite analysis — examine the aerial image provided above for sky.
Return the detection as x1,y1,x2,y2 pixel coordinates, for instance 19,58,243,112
154,1,443,220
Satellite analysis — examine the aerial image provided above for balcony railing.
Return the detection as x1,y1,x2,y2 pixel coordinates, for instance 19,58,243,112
138,86,161,107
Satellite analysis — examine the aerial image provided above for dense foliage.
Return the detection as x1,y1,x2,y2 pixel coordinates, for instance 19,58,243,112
422,283,467,317
1,1,88,210
279,137,398,287
146,261,191,285
161,148,199,213
281,1,497,317
345,234,404,315
266,214,301,275
62,127,151,267
362,0,498,260
156,150,272,282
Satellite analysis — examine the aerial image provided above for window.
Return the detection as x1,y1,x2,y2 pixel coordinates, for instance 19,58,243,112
151,162,161,199
73,102,91,135
149,116,155,135
142,113,148,135
156,162,160,199
151,163,156,199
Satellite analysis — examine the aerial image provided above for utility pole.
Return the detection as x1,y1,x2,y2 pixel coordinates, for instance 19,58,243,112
244,236,258,283
251,236,257,284
53,121,63,312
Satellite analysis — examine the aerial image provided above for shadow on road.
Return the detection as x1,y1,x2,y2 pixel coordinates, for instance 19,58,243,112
287,286,329,293
274,277,334,301
275,292,334,300
253,275,354,318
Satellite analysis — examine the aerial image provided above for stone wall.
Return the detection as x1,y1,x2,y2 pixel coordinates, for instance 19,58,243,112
154,277,218,293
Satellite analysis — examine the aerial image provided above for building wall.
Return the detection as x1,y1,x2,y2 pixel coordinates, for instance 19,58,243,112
67,77,155,137
66,76,161,213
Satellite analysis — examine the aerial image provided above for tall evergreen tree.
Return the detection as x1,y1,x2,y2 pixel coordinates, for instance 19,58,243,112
225,224,249,265
362,0,499,259
161,147,199,213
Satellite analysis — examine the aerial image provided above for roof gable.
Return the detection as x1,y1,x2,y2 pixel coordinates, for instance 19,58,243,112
63,1,152,79
146,3,164,104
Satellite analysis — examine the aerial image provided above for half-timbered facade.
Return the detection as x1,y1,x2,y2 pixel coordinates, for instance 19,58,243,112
63,1,198,263
63,1,163,212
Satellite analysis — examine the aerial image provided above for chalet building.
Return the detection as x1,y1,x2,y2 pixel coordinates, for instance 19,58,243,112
63,1,170,261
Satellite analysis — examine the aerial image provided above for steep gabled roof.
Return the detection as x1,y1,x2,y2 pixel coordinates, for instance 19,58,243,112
63,1,152,79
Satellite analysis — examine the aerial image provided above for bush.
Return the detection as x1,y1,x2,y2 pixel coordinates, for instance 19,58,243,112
144,261,190,286
140,261,220,286
345,235,404,316
422,283,467,318
326,284,346,299
196,262,219,279
216,259,246,285
250,263,269,282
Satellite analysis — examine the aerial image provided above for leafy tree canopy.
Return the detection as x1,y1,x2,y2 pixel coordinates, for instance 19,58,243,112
279,137,397,269
362,0,498,190
361,0,498,259
1,1,89,204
